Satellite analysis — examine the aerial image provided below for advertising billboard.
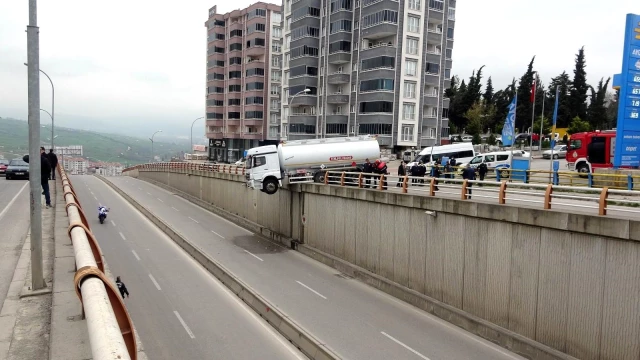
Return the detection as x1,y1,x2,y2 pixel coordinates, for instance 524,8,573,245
613,13,640,167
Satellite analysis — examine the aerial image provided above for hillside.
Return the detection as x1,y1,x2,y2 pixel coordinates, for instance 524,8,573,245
0,117,190,165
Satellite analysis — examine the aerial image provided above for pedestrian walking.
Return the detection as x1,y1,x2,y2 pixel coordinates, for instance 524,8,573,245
397,161,406,187
116,276,130,299
478,162,488,184
363,158,373,188
47,149,58,180
462,163,476,199
39,147,52,208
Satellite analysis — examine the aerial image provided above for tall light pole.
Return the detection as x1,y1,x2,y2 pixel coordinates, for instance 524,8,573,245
190,117,204,156
287,88,310,140
25,63,54,151
26,0,46,290
149,130,162,162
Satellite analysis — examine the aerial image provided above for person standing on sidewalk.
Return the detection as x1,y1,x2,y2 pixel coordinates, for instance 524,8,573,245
116,276,130,299
39,147,52,208
47,149,58,180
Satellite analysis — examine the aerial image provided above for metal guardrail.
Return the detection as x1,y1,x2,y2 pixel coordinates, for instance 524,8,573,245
58,164,137,360
122,163,640,217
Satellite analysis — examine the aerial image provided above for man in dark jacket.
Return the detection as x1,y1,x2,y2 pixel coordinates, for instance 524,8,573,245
478,162,488,184
362,158,373,188
373,159,388,189
397,161,406,187
462,164,476,199
47,149,58,180
116,276,130,299
40,147,52,207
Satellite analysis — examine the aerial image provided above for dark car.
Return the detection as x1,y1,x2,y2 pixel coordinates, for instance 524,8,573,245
0,159,9,176
5,159,29,180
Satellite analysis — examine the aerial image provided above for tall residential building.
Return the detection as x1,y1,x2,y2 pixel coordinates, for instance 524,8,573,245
281,0,455,154
205,4,284,163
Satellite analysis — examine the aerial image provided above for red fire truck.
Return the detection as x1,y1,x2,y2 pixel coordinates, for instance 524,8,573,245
566,130,617,174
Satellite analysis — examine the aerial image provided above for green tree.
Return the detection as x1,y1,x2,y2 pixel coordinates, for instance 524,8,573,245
605,89,619,129
516,56,536,131
472,133,482,145
536,116,552,138
587,77,611,130
570,46,588,121
464,101,494,135
445,76,459,98
567,116,591,134
487,133,497,146
483,76,494,105
547,72,573,127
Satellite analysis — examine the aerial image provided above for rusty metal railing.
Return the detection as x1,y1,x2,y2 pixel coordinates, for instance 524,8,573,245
59,164,137,360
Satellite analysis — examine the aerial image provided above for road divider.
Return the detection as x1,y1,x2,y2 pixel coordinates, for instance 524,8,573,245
96,175,342,360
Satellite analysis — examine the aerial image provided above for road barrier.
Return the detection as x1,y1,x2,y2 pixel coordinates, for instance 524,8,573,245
122,162,640,217
59,164,137,360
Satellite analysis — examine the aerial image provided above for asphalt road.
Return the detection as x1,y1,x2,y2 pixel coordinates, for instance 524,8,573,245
0,179,30,308
105,175,525,360
70,175,305,360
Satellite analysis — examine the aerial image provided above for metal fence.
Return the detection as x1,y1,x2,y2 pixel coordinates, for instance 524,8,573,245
59,164,137,360
122,162,640,217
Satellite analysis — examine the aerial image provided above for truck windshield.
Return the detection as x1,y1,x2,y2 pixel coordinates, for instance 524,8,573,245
246,156,253,169
569,140,582,150
247,155,266,169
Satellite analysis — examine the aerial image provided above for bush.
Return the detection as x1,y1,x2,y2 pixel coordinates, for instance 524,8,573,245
472,133,483,145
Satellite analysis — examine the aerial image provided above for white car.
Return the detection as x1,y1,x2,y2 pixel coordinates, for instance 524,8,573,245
542,145,567,159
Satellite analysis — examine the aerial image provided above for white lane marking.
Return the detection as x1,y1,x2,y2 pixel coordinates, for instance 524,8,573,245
244,250,263,262
381,332,430,360
110,220,116,226
119,232,126,240
173,311,195,339
0,182,28,221
148,274,162,290
171,206,179,212
93,195,97,200
157,198,163,203
210,230,225,239
90,191,94,195
188,217,199,224
296,281,327,300
131,250,141,261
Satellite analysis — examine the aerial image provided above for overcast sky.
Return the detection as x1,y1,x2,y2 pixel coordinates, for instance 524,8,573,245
0,0,637,138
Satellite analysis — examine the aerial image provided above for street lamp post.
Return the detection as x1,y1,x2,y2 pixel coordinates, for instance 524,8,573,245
287,88,310,141
149,130,162,162
25,63,54,151
190,117,204,156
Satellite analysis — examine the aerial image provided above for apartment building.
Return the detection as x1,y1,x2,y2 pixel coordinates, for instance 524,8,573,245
205,4,284,163
63,157,88,175
281,0,455,154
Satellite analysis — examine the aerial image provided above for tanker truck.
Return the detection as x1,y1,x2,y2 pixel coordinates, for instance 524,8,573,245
245,135,381,194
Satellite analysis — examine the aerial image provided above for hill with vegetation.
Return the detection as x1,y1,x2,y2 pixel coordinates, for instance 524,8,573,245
0,117,190,165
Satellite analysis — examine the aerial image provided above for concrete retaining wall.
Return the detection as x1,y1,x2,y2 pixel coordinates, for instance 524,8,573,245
131,169,640,360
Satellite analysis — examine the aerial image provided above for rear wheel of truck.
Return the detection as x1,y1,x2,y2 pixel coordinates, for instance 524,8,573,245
313,172,325,183
263,178,279,195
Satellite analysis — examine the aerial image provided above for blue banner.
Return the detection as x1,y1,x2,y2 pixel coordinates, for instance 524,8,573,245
550,86,560,148
614,13,640,167
501,95,517,146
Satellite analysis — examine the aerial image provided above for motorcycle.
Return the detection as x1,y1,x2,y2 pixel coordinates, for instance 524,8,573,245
98,208,109,224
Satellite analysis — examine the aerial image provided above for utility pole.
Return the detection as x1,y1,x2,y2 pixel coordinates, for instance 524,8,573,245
27,0,46,290
190,117,204,157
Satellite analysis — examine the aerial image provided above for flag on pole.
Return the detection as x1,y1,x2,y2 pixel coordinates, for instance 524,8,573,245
501,95,517,147
550,86,560,147
530,81,536,103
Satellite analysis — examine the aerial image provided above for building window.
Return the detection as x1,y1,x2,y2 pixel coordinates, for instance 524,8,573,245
271,85,281,95
246,23,266,35
408,0,420,10
229,43,242,51
247,8,267,19
403,103,415,120
228,71,241,79
290,65,318,77
354,21,359,29
330,0,352,13
206,112,224,119
326,124,348,134
289,85,317,95
445,48,452,59
271,99,280,110
245,111,264,119
329,41,351,53
329,19,352,34
272,41,282,53
213,86,224,93
290,45,319,58
406,37,419,55
207,99,224,107
360,78,394,92
291,26,320,40
358,123,392,135
447,27,454,39
229,85,241,92
214,46,225,53
273,27,282,38
273,12,282,22
351,105,355,113
228,112,241,119
228,98,241,106
246,68,265,77
213,73,224,80
405,59,417,76
245,96,264,105
246,82,264,91
407,15,420,33
403,81,416,98
271,70,282,81
362,10,398,28
402,125,414,141
425,62,440,74
289,124,316,134
292,6,320,21
272,55,280,67
359,101,393,113
247,38,265,48
427,127,436,138
361,56,394,70
230,29,242,37
230,57,242,65
213,19,225,27
215,33,225,40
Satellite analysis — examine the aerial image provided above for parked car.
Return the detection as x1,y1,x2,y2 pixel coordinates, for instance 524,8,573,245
0,159,9,176
5,159,29,180
542,145,567,159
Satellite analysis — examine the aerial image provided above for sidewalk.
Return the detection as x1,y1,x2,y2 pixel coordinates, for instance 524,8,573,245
0,178,147,360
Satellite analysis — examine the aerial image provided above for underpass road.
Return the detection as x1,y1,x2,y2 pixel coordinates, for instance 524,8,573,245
108,176,526,360
71,176,305,360
0,179,30,307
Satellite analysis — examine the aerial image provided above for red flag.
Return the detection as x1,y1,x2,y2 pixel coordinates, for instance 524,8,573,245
530,82,536,103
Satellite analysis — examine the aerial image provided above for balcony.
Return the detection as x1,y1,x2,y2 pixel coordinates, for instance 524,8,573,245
326,114,348,123
289,113,316,125
359,41,397,58
242,132,264,139
424,74,440,85
243,119,264,126
246,46,266,57
290,95,316,106
326,94,349,104
428,0,444,11
206,119,224,127
328,52,351,64
208,132,224,139
327,73,350,84
423,95,438,106
442,97,450,108
360,23,398,40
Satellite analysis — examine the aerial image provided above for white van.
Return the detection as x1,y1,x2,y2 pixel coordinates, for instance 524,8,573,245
407,143,476,168
459,150,530,175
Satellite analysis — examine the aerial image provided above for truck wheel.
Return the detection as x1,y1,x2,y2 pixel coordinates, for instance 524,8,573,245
263,178,279,195
576,163,589,177
313,172,325,183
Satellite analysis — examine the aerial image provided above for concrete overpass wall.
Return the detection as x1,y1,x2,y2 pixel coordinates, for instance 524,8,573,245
131,169,640,360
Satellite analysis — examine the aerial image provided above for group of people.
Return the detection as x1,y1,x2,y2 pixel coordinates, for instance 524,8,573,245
362,158,389,188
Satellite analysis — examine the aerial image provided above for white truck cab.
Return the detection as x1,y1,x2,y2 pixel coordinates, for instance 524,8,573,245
245,145,282,194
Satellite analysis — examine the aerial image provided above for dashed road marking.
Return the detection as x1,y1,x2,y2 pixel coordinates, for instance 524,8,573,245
148,274,162,290
296,281,327,299
244,250,263,262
